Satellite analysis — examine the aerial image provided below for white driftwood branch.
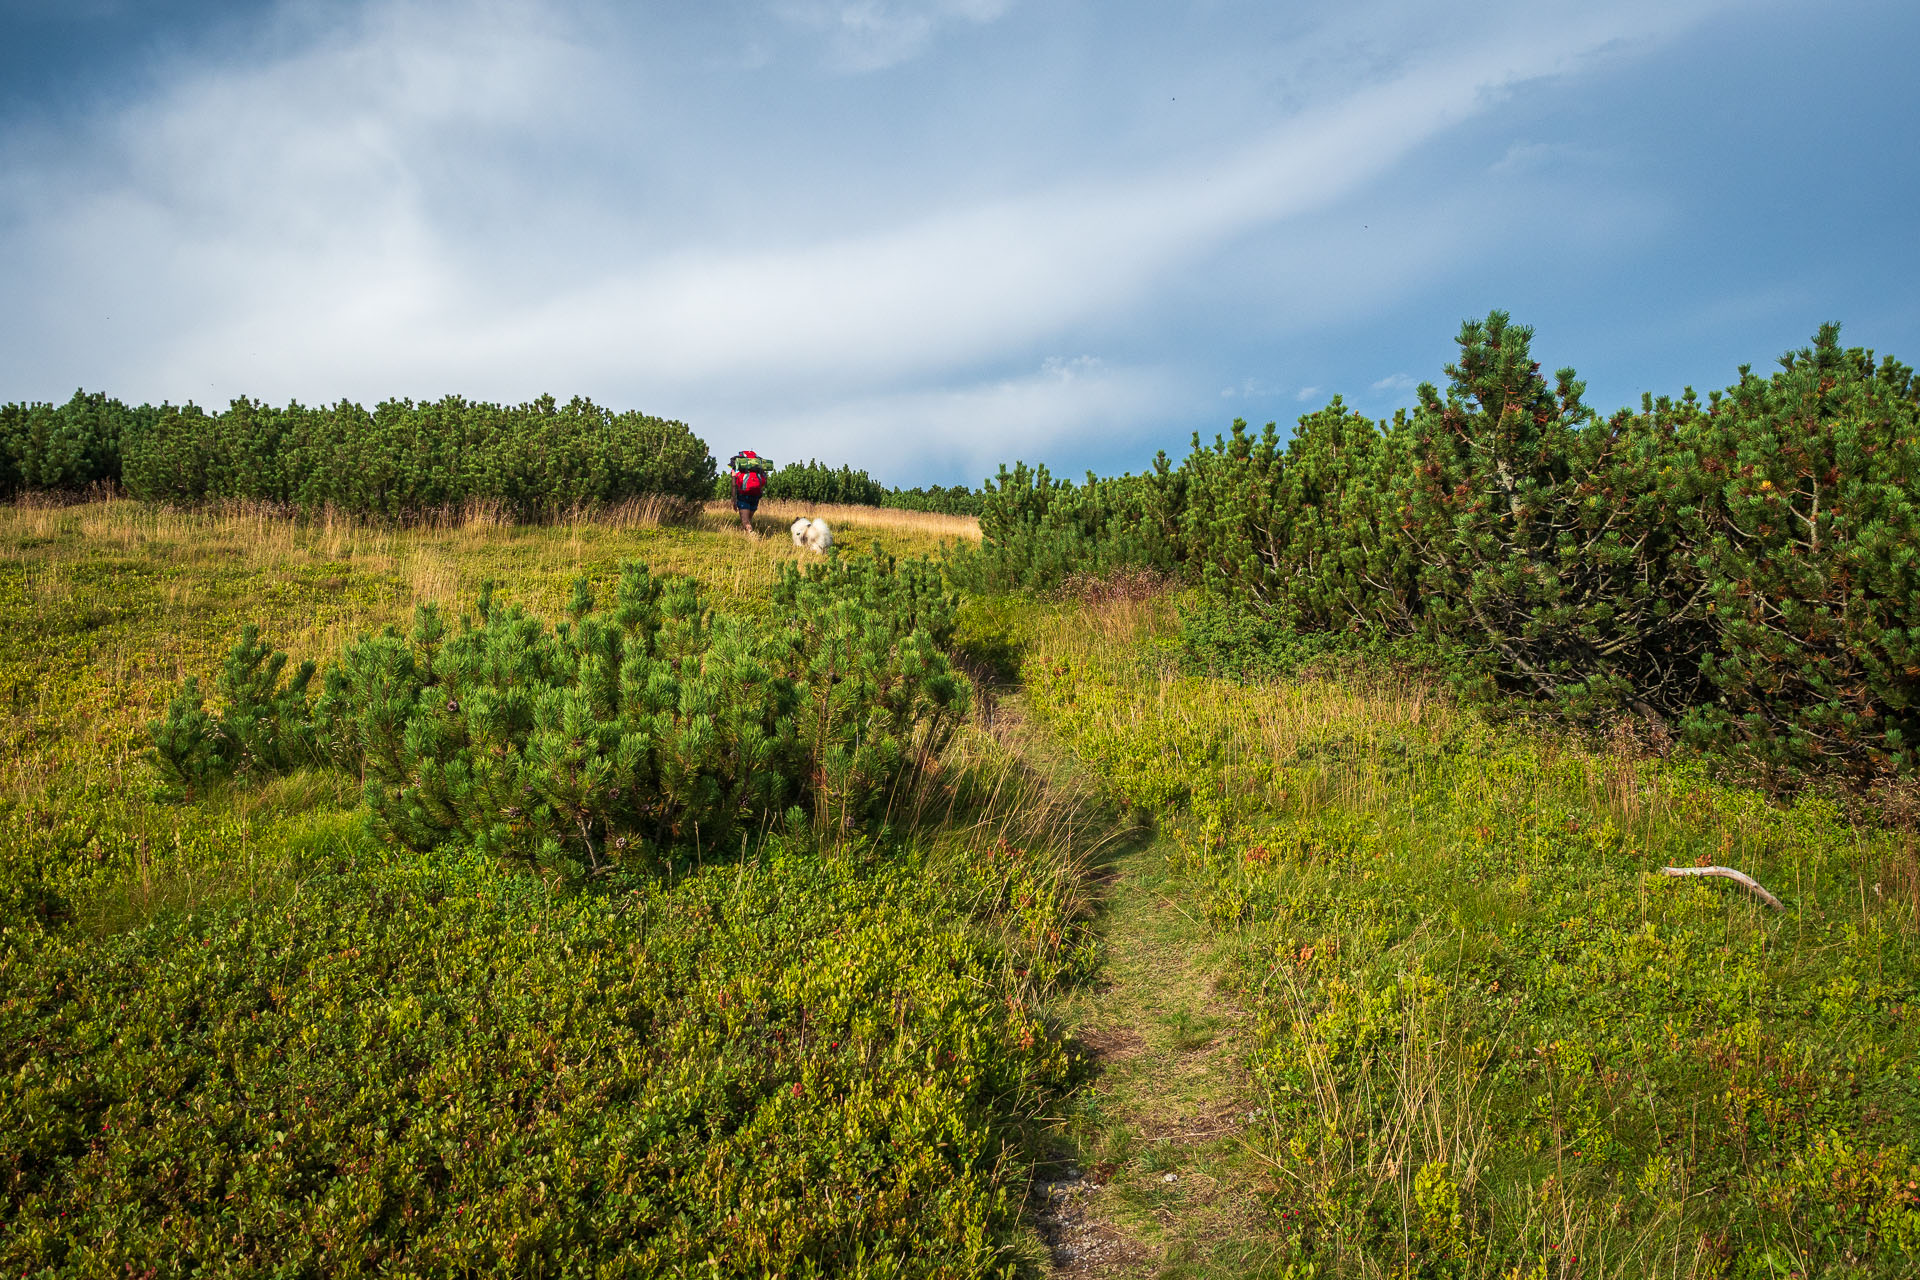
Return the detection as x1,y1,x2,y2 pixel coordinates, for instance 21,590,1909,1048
1659,865,1785,911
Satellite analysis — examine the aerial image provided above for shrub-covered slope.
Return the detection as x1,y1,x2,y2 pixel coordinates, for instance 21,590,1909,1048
978,316,1920,776
1022,594,1920,1277
0,506,1101,1275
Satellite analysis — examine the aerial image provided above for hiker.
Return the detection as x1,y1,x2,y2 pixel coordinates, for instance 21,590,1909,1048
729,450,768,534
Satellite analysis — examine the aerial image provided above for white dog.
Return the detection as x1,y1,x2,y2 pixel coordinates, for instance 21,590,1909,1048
788,517,834,553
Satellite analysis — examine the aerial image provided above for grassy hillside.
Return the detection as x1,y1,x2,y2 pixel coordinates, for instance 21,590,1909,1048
5,495,1916,1278
1019,592,1920,1277
0,499,1088,1276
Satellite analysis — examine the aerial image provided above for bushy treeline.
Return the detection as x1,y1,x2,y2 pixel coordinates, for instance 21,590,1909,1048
883,484,984,516
714,456,986,514
2,391,715,519
978,314,1920,776
151,551,969,880
766,458,888,506
967,461,1179,590
0,391,155,496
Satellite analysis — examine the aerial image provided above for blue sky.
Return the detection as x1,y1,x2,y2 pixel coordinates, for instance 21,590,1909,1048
2,0,1915,487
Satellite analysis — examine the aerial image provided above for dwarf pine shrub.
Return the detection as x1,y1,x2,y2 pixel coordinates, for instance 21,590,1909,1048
967,461,1179,591
771,550,970,832
1677,327,1920,773
146,625,317,794
990,313,1920,776
154,553,968,880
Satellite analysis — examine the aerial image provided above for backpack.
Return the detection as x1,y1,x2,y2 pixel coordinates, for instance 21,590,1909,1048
734,449,768,496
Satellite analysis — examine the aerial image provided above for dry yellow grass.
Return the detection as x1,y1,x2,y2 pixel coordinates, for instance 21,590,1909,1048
0,496,966,802
702,498,981,541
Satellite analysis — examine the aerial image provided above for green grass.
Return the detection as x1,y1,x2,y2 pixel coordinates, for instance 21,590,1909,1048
0,499,1086,1276
1020,592,1920,1279
11,499,1920,1277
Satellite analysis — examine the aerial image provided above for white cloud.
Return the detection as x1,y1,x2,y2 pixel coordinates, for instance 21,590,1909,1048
261,0,1725,395
0,0,1752,475
1371,372,1417,391
714,358,1177,482
1294,386,1321,402
1489,139,1605,174
1219,376,1280,400
771,0,1014,71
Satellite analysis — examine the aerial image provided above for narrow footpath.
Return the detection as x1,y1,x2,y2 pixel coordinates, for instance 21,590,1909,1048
1032,838,1284,1278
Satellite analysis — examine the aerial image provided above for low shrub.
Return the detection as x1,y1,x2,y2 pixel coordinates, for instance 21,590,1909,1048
0,836,1068,1276
148,625,318,795
150,552,969,882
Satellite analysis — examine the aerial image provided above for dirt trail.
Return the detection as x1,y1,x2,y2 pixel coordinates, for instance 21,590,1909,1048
1034,839,1282,1278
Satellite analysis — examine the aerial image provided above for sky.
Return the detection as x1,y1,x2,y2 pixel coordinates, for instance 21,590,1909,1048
1,0,1915,487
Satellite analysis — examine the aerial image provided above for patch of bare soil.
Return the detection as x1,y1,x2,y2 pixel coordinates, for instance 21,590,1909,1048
1076,1023,1147,1062
1034,1165,1156,1276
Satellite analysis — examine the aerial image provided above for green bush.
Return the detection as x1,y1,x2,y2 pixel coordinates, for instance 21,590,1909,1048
1178,401,1422,638
968,462,1178,591
994,313,1920,776
770,551,968,833
1678,327,1920,774
147,625,318,794
155,552,967,882
316,568,804,880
